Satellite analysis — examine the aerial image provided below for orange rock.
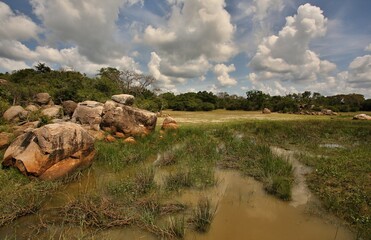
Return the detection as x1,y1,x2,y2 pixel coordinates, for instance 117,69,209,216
115,132,126,138
105,135,116,142
123,137,136,144
161,117,178,130
162,122,179,130
2,122,95,180
0,132,11,149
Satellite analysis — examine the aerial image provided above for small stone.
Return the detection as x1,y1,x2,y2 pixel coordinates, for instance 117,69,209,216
123,137,136,144
105,135,116,142
115,132,126,138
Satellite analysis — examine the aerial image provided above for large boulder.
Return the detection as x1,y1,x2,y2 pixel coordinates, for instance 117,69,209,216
111,94,135,106
71,101,104,131
353,114,371,120
62,100,78,117
41,105,62,119
2,122,95,180
3,106,28,122
101,100,157,136
34,92,53,106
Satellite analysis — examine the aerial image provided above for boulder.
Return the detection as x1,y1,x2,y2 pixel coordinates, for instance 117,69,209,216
0,132,11,149
3,106,28,122
12,121,40,136
262,108,271,114
111,94,135,106
62,100,77,117
71,101,104,131
41,105,62,118
321,109,334,115
161,116,178,130
34,92,53,106
2,122,95,180
25,104,39,112
353,114,371,120
101,100,157,136
0,79,8,85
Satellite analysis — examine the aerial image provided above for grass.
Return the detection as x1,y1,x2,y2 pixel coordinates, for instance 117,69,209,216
107,167,155,201
1,112,370,238
165,170,193,191
190,197,217,233
166,216,185,238
0,167,61,227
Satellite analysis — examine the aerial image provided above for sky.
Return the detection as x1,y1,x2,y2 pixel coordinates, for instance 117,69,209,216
0,0,370,97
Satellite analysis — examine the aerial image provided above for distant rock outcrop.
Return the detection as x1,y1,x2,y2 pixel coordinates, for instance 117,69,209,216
353,114,371,120
2,122,95,180
101,100,157,136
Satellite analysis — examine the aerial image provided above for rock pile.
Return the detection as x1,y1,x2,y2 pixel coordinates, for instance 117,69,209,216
1,93,160,180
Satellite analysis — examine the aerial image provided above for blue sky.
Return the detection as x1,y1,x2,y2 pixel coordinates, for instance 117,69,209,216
0,0,370,97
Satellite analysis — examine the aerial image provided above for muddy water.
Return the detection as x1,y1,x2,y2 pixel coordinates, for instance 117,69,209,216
0,164,354,239
185,170,353,240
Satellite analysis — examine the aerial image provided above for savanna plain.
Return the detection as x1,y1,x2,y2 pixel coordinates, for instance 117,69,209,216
0,110,370,240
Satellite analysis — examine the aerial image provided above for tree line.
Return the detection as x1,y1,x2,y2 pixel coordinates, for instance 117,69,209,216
0,65,370,115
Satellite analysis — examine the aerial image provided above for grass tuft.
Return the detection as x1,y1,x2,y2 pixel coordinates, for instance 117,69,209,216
190,197,217,233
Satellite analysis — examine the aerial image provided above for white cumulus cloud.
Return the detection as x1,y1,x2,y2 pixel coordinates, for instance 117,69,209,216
346,55,371,88
143,0,236,86
30,0,142,63
213,64,237,86
248,3,336,85
0,2,40,40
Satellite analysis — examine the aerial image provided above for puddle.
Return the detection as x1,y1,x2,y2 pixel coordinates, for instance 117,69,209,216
185,170,353,240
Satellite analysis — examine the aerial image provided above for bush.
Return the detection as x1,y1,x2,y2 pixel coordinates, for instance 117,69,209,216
0,99,10,116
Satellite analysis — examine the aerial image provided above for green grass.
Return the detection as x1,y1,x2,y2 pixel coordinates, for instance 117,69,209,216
0,167,61,227
190,197,217,233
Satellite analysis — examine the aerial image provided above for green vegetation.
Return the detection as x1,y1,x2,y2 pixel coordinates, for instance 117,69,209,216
0,116,370,238
190,198,217,233
1,65,370,115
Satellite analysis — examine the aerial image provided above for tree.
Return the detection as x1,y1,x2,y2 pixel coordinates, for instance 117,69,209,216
35,62,51,73
98,68,156,96
246,90,271,110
